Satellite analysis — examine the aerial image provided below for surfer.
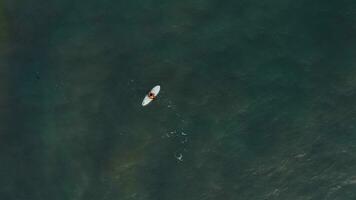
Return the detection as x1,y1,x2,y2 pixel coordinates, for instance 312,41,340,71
142,85,160,106
148,92,156,99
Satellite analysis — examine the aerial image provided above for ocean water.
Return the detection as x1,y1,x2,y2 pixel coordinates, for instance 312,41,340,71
1,0,356,199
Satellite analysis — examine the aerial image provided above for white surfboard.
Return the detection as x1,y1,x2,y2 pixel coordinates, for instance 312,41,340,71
142,85,160,106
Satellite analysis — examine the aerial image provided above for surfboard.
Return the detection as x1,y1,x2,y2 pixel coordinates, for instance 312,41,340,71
142,85,160,106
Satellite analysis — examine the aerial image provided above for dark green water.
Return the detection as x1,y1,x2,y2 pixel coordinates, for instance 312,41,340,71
1,0,356,199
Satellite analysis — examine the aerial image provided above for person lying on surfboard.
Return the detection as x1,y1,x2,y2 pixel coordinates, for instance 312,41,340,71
142,85,160,106
148,92,156,99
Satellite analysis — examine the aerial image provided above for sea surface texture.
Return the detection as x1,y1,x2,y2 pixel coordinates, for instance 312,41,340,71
1,0,356,199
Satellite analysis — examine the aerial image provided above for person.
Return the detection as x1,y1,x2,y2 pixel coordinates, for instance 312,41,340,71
148,92,156,99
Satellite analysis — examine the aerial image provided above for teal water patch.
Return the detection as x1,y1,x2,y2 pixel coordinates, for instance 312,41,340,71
1,0,356,199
